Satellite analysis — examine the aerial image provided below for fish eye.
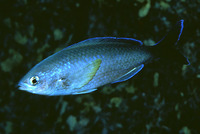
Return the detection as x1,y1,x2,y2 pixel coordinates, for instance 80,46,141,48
30,76,39,86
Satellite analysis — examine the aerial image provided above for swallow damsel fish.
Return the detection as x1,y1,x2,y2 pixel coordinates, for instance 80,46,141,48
18,20,189,96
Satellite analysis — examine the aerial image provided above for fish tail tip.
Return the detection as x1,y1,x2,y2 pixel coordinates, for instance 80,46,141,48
179,19,184,23
186,58,190,65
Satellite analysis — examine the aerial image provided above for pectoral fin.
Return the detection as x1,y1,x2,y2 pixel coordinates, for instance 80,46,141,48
75,59,102,89
112,64,144,83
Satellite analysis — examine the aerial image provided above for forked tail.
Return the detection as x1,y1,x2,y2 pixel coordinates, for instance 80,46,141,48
152,20,190,65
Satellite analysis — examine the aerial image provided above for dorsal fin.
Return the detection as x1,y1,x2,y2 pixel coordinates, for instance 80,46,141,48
66,37,143,49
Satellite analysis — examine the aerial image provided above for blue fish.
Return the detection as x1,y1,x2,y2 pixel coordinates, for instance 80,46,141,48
18,20,189,96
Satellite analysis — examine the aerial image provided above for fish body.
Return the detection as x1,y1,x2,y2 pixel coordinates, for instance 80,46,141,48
18,20,189,96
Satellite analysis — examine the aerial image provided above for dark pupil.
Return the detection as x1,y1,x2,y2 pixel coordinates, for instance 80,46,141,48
32,78,37,84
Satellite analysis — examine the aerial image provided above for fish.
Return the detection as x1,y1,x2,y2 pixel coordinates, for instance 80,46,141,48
18,20,189,96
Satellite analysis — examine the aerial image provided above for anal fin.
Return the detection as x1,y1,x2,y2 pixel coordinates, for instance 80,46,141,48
112,64,144,83
72,89,97,95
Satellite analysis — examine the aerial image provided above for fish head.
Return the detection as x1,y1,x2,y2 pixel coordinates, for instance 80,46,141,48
18,63,75,96
18,64,57,95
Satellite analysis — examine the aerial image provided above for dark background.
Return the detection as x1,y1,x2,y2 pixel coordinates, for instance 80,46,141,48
0,0,200,134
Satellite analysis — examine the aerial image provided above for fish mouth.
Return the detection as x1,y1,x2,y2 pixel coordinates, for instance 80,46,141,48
18,81,50,95
18,82,34,91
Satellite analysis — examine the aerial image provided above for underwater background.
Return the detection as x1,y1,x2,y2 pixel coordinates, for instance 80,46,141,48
0,0,200,133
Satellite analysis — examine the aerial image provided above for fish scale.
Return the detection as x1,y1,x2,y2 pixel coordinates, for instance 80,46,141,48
34,44,151,95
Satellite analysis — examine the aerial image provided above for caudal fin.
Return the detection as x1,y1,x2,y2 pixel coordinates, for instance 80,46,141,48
152,20,190,65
